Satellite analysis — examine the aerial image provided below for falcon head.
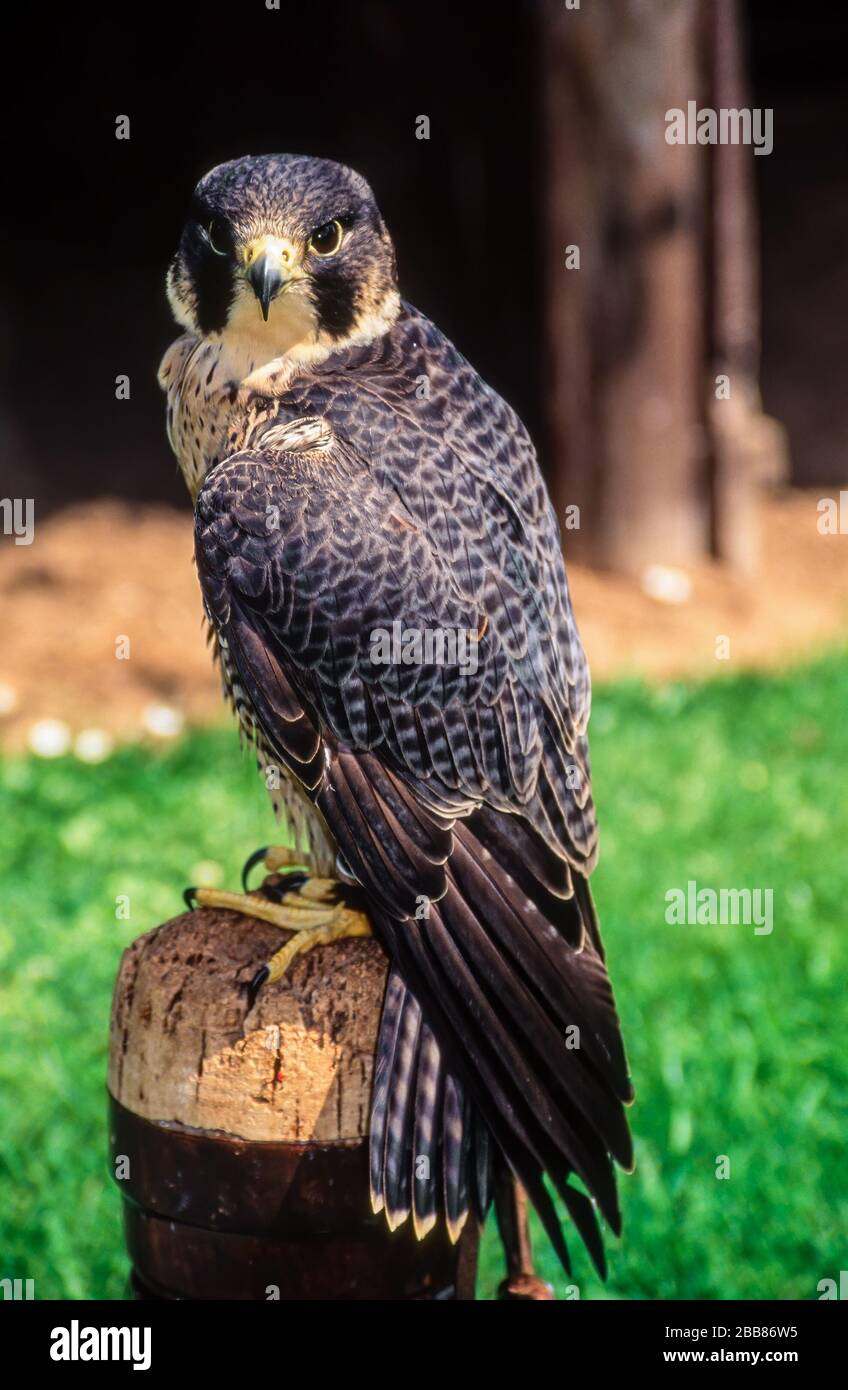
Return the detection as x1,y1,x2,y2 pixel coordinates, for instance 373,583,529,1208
167,154,399,357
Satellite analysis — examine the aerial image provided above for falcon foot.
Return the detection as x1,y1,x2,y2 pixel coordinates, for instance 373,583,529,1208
493,1172,556,1301
182,851,371,1009
497,1273,556,1301
244,905,372,1007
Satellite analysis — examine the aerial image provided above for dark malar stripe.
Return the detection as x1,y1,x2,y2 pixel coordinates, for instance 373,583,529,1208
311,266,359,338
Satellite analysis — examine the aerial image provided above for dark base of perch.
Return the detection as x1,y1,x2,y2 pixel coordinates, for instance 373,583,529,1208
110,1096,478,1300
112,1100,478,1295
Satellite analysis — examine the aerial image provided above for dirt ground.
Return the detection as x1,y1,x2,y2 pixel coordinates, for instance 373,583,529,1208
0,491,845,752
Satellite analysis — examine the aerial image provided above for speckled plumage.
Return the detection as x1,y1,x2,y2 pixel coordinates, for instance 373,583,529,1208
161,154,632,1273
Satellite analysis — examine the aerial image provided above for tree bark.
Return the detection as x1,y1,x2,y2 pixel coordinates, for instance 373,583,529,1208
541,0,779,575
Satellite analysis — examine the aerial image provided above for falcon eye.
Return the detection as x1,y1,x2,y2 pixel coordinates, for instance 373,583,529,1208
308,219,344,257
205,218,231,256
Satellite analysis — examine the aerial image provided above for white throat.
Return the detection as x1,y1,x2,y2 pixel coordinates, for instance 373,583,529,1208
159,284,402,498
207,284,401,392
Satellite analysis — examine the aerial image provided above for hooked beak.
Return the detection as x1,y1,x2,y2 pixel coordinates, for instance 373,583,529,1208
247,252,285,322
243,236,296,321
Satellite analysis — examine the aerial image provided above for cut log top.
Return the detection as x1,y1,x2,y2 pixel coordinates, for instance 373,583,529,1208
108,909,388,1144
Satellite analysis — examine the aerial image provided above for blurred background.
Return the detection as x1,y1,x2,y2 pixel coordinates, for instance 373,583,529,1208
0,0,846,1299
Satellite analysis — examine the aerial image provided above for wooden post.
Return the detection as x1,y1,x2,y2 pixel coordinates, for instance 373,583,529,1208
540,0,785,576
542,0,708,574
704,0,788,573
108,906,479,1300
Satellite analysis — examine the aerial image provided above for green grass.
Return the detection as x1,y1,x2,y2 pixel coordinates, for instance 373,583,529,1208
1,652,846,1300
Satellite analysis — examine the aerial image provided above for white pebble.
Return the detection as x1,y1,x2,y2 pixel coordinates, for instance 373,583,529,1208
28,718,72,758
640,564,692,605
75,728,114,763
142,703,184,738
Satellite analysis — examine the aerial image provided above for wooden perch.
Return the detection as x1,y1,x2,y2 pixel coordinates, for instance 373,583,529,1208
108,905,479,1299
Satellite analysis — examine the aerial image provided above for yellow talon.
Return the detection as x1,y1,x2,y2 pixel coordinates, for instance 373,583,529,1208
185,873,372,998
263,846,310,873
192,885,342,930
264,910,372,983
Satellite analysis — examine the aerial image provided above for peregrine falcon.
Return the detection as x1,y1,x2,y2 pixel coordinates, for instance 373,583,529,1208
160,153,633,1279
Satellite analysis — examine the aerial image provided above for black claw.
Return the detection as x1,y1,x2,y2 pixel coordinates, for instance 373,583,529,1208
183,886,198,911
260,870,310,903
246,964,270,1009
241,846,270,894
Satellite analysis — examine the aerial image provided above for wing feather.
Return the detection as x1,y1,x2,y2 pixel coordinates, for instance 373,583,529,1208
193,305,632,1273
